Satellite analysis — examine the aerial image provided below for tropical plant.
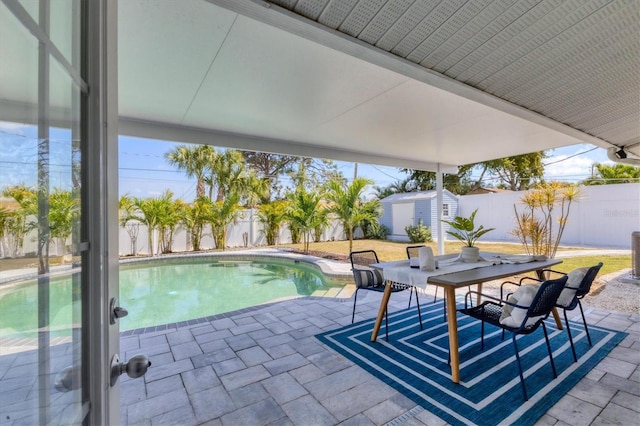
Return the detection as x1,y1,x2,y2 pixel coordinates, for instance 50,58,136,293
441,209,494,247
0,207,10,258
119,194,140,256
2,185,37,257
325,177,379,252
48,188,79,256
156,194,186,254
132,195,163,256
204,149,245,201
511,182,580,258
312,207,331,243
405,219,432,243
286,189,325,254
165,144,215,198
207,194,241,250
582,163,640,185
257,200,288,246
182,196,211,251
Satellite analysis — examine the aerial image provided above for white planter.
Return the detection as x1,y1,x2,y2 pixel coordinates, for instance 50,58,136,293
460,246,480,263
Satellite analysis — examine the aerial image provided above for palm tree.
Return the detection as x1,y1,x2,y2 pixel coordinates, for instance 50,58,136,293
133,196,163,256
182,196,211,251
286,189,325,254
48,188,79,257
204,149,246,202
325,177,379,252
165,145,215,198
207,193,241,250
256,200,288,245
153,190,183,254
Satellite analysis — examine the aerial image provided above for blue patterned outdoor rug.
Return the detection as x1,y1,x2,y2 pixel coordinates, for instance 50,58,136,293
316,302,626,426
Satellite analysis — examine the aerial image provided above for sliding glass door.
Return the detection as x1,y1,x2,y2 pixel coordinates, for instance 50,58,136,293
0,1,87,423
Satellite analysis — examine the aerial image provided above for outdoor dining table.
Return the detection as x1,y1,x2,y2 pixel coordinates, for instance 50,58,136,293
370,252,563,384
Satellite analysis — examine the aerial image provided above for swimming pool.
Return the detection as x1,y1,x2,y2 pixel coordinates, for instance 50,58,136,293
0,256,345,337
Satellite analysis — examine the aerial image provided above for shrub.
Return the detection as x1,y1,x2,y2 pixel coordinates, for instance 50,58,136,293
364,222,389,240
405,220,432,243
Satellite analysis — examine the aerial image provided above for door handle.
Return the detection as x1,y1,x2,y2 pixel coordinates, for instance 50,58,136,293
110,354,151,386
110,297,128,325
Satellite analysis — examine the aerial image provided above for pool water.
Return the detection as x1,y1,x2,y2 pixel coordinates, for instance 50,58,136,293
0,257,343,337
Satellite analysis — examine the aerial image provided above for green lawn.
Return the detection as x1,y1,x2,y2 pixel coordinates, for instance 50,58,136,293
281,240,630,277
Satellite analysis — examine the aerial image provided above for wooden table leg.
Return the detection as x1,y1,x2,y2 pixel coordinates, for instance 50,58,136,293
445,287,460,383
551,308,563,329
476,282,483,306
371,282,393,342
536,269,563,330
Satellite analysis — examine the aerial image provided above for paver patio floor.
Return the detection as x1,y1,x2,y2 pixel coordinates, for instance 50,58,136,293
118,288,640,426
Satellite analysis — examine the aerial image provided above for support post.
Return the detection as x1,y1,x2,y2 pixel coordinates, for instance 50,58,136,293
436,164,445,255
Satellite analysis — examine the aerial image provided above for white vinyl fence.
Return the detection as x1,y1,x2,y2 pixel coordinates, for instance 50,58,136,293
5,184,637,258
119,209,346,256
457,183,639,249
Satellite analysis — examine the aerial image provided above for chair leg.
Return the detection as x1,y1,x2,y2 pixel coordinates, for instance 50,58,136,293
415,291,423,330
480,320,485,350
384,307,389,342
442,293,447,323
511,334,528,401
408,288,413,309
351,289,359,323
564,309,578,362
542,323,558,379
578,301,593,347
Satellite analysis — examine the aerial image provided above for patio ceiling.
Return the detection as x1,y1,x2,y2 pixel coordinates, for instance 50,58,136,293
117,0,639,171
2,1,637,171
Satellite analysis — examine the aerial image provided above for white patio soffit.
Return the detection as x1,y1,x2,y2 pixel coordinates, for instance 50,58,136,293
116,0,640,171
7,1,638,171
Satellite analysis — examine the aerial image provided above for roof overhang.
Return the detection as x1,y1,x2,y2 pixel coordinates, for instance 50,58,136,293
2,0,638,171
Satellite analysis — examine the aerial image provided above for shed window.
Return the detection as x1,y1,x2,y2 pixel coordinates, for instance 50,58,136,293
442,203,450,217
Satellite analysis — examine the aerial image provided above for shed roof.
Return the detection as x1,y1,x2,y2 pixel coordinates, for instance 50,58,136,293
381,190,456,203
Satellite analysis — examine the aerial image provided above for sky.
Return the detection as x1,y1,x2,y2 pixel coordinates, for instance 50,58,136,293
117,135,614,200
0,121,615,199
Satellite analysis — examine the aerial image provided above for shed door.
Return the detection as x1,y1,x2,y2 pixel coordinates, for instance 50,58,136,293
392,203,415,236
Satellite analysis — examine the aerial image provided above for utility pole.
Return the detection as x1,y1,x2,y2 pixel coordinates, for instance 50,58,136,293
353,163,358,180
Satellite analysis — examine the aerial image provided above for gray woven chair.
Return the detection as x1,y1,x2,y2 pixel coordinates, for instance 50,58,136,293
350,250,422,340
458,275,568,400
516,263,603,362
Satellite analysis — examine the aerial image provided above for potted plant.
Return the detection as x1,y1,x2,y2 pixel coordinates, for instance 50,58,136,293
441,209,495,262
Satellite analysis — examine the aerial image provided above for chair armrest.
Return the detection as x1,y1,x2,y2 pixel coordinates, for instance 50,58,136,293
462,291,532,311
519,276,542,285
540,269,566,278
500,280,521,300
464,290,504,308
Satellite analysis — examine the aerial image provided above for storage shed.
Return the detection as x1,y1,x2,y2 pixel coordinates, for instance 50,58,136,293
380,190,458,242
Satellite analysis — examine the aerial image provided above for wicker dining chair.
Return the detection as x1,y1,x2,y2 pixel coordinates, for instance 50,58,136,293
458,275,568,400
350,250,423,339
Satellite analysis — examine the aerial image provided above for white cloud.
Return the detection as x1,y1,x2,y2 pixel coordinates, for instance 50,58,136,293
543,145,613,182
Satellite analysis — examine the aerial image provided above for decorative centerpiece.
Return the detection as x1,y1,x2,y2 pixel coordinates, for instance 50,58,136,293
441,209,495,262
